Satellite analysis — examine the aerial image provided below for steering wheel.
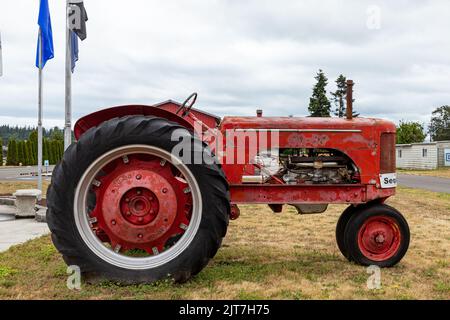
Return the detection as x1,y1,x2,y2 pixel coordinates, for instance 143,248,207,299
176,93,198,117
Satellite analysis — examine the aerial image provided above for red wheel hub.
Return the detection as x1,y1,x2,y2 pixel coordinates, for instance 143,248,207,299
90,155,193,255
358,216,401,261
120,188,159,225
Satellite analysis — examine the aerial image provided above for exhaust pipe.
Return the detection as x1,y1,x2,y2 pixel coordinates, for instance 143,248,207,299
346,79,354,120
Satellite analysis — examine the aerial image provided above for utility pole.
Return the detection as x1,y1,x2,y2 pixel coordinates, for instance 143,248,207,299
0,31,3,77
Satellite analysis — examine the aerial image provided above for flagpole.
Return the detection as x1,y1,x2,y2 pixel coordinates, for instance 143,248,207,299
37,28,43,194
64,0,72,150
0,31,3,77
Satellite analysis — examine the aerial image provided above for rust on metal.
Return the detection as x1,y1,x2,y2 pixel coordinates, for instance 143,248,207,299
346,79,354,120
230,204,241,220
90,155,192,254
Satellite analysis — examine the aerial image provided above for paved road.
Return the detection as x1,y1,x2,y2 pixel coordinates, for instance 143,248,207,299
398,174,450,194
0,216,49,252
0,165,54,181
1,166,448,193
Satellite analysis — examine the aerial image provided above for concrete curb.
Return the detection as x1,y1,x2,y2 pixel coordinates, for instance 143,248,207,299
35,206,47,223
0,205,17,216
0,202,48,224
0,197,15,206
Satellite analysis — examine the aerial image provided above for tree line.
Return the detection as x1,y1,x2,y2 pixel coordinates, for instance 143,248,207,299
1,128,64,166
308,70,450,144
393,106,449,144
0,125,63,145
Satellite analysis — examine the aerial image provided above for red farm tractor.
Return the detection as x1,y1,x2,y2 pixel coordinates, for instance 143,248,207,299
47,83,410,284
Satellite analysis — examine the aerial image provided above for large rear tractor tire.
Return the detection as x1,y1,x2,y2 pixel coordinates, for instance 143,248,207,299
47,116,230,284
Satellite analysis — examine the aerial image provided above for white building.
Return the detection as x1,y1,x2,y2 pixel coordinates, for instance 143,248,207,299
396,141,450,170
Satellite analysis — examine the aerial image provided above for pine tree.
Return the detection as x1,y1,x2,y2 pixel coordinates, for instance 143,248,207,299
23,141,31,166
29,131,38,164
50,140,57,164
308,69,331,117
51,140,57,164
22,141,27,165
7,139,18,166
53,140,62,163
16,141,21,165
50,127,64,141
26,141,35,165
58,141,64,161
330,75,359,118
47,139,53,165
6,140,12,165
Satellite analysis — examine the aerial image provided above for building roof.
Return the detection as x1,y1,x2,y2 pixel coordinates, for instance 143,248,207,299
396,140,450,147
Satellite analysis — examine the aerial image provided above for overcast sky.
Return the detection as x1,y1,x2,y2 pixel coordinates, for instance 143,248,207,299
0,0,449,128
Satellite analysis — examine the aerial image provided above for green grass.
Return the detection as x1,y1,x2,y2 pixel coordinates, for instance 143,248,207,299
434,281,450,294
0,266,17,279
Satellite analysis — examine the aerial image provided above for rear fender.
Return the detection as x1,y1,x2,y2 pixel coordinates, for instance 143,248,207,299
74,105,193,140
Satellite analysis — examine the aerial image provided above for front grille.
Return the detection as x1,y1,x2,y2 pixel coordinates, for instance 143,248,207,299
380,133,396,173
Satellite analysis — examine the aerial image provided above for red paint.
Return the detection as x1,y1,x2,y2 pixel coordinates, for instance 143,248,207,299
156,100,220,129
74,101,219,140
219,116,395,186
91,154,192,254
357,215,401,261
76,101,397,208
230,204,240,220
120,187,160,225
218,116,396,204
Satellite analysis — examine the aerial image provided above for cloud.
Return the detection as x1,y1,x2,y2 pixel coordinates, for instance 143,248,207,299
0,0,449,128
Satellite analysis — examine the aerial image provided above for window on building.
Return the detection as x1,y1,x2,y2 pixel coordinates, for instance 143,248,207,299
398,150,402,158
422,149,428,157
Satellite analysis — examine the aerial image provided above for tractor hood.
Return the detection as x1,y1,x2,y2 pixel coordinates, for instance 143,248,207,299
220,116,396,133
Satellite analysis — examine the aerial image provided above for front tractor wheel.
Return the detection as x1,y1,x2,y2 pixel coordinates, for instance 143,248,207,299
47,116,230,284
343,204,410,267
335,205,358,261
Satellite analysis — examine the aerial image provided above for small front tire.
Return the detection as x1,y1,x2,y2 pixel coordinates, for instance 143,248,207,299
336,205,357,261
344,204,410,267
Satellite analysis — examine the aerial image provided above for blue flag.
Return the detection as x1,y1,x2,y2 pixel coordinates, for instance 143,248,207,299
35,0,54,68
68,1,88,72
71,31,79,73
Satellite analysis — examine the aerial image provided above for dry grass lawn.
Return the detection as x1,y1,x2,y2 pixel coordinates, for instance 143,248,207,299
0,181,50,196
398,168,450,179
0,187,448,300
